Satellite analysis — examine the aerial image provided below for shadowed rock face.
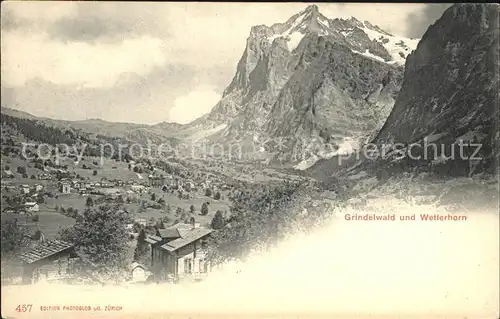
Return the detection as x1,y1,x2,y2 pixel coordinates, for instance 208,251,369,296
306,4,499,180
374,3,499,175
187,5,417,162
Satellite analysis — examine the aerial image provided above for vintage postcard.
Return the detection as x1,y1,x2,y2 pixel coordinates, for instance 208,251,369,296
1,2,499,319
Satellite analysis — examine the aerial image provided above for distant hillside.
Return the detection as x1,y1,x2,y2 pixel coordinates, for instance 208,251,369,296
0,107,183,147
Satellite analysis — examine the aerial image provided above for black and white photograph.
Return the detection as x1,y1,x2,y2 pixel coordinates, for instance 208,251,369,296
1,2,499,319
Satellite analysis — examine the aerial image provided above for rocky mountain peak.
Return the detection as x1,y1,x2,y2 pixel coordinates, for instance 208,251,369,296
374,3,499,176
188,5,419,164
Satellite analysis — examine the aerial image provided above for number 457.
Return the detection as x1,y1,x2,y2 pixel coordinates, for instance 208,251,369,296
15,304,32,312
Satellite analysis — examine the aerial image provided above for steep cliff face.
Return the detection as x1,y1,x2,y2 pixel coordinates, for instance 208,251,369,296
373,3,499,175
308,3,499,180
184,5,417,163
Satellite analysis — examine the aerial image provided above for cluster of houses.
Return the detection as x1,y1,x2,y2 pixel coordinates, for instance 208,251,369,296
16,221,215,285
57,178,152,197
146,222,213,283
1,181,45,215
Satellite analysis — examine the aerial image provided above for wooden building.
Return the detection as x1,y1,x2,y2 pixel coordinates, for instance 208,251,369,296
60,182,71,194
128,262,151,282
18,240,79,284
146,224,213,282
148,175,165,187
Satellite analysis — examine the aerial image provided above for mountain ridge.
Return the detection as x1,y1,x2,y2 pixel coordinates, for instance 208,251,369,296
184,4,417,164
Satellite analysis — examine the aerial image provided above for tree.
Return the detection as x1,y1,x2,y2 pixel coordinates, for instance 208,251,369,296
205,188,212,197
156,220,165,229
151,193,156,201
176,207,182,216
86,197,94,207
16,166,26,175
200,202,209,216
189,205,195,214
189,216,196,226
30,174,36,179
210,210,225,230
214,192,221,200
32,214,40,222
92,170,98,176
133,229,149,263
1,218,28,257
36,195,45,204
57,204,131,278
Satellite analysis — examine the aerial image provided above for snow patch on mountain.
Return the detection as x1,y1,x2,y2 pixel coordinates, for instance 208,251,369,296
287,32,304,51
360,24,419,65
294,137,359,171
352,49,393,64
185,123,227,143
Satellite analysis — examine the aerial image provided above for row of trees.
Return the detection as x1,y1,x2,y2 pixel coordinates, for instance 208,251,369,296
209,181,306,260
205,188,222,200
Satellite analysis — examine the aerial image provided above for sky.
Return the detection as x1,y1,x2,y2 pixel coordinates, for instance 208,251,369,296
0,2,451,125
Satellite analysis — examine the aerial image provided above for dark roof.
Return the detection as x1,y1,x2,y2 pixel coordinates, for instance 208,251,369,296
145,237,158,245
160,228,213,252
157,228,181,239
128,262,148,271
18,240,74,264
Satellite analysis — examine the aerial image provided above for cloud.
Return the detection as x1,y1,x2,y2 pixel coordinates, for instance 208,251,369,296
319,3,427,38
169,87,221,124
405,4,453,38
1,2,447,124
1,30,167,88
2,1,78,22
47,2,171,42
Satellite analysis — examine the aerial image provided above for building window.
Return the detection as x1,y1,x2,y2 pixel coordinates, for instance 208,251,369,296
184,258,192,274
199,259,205,273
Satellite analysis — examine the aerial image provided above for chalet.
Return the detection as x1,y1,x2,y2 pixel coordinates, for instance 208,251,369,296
148,175,165,187
146,224,213,282
94,182,101,187
134,218,147,227
60,182,71,194
20,185,30,194
18,240,80,284
34,184,44,192
3,170,15,178
74,181,85,190
128,262,151,282
24,202,39,212
37,173,52,180
131,185,146,193
115,179,124,186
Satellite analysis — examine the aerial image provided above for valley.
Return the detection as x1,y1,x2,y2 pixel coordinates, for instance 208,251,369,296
0,3,498,317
